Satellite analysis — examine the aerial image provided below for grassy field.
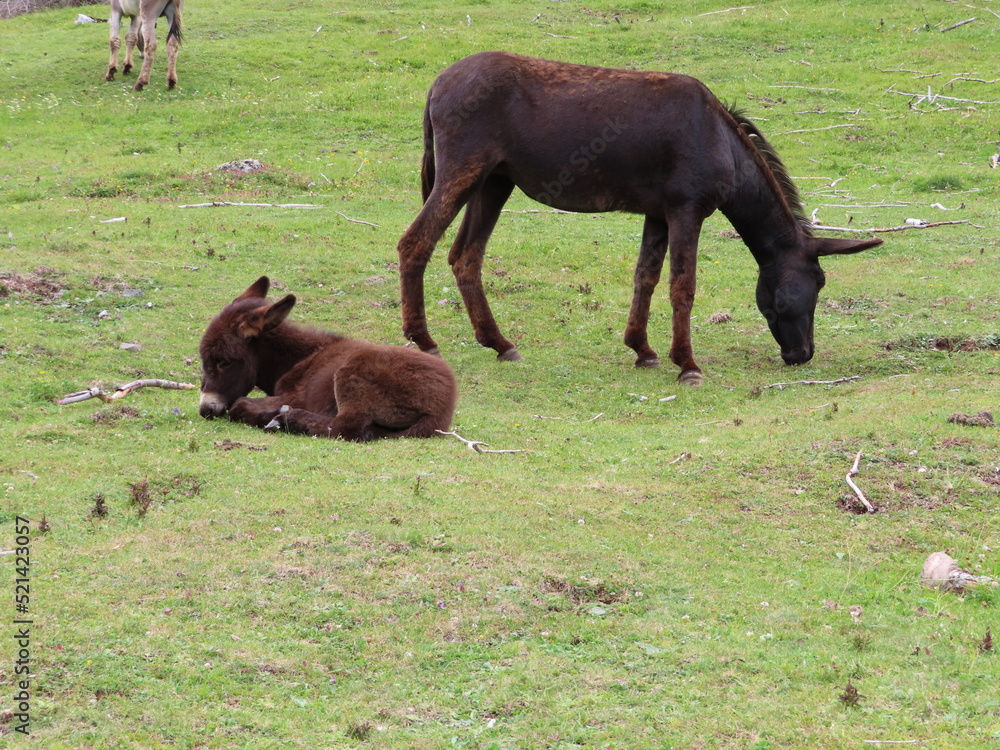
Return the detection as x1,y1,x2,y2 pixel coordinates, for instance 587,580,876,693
2,0,999,747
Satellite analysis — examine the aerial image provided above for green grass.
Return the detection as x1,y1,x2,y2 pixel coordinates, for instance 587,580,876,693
2,1,1000,747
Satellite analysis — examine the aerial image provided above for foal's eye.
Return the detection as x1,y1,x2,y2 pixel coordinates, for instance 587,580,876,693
215,361,229,373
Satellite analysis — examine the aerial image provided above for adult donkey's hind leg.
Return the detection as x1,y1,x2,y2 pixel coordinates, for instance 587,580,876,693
624,215,669,369
164,0,183,89
448,175,520,361
397,170,483,355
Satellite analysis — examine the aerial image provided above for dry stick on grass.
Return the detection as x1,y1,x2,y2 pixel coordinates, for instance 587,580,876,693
810,219,971,233
177,201,322,209
780,123,857,135
58,379,196,405
846,450,876,513
334,211,380,228
435,430,525,454
762,375,861,390
698,6,755,15
885,85,1000,107
941,17,976,32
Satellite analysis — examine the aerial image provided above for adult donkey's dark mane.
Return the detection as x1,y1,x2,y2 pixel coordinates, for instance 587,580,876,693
725,103,811,231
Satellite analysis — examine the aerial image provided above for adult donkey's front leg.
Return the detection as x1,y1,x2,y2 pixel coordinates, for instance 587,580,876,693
106,4,124,81
664,212,705,385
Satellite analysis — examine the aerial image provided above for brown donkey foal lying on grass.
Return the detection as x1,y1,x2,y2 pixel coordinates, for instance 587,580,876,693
198,277,457,441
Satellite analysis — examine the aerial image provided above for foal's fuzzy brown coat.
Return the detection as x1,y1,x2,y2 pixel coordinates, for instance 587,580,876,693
199,277,457,441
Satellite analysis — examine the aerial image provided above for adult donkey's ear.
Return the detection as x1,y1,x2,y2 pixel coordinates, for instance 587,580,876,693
238,295,297,339
812,236,883,256
235,276,271,302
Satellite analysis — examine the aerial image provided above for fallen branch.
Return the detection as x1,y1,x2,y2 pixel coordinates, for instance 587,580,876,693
846,450,876,513
810,219,971,233
59,379,196,405
435,430,525,454
176,201,322,209
885,84,1000,107
541,32,577,38
334,211,380,228
944,76,1000,87
762,376,860,390
697,5,754,15
780,124,857,135
940,16,976,32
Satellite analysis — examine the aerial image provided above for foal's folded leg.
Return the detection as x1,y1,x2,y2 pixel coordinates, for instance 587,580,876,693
271,408,374,442
228,396,288,429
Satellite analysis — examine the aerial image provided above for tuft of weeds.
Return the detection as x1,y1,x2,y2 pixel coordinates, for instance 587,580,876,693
980,628,994,653
89,494,108,519
129,480,154,519
345,720,373,741
838,680,863,708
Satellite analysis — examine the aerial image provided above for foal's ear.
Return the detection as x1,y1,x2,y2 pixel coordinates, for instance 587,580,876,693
234,276,270,302
812,236,883,257
238,294,296,338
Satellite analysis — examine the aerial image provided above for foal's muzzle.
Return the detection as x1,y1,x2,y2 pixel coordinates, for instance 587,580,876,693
199,391,228,419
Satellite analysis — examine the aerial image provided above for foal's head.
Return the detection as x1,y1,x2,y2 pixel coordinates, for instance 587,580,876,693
198,276,296,418
756,236,882,366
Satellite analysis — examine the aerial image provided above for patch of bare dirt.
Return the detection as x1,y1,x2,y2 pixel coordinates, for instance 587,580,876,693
947,411,994,428
0,267,66,302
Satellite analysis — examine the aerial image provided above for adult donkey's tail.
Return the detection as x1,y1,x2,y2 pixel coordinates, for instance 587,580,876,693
420,96,436,202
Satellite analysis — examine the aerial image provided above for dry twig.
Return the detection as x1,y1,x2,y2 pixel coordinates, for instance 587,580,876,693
940,17,976,32
435,430,525,454
697,5,755,15
177,201,322,209
59,379,196,405
810,219,971,233
334,211,380,228
846,450,875,513
762,376,860,389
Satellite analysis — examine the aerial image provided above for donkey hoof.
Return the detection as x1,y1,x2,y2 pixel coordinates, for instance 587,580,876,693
498,348,523,362
678,369,704,386
635,357,660,369
264,405,291,430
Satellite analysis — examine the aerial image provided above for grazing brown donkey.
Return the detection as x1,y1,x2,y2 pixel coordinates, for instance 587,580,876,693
396,51,882,385
106,0,184,91
198,277,458,441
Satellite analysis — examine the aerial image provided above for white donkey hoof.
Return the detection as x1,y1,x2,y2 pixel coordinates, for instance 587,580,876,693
265,405,291,430
635,357,660,369
498,348,523,362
